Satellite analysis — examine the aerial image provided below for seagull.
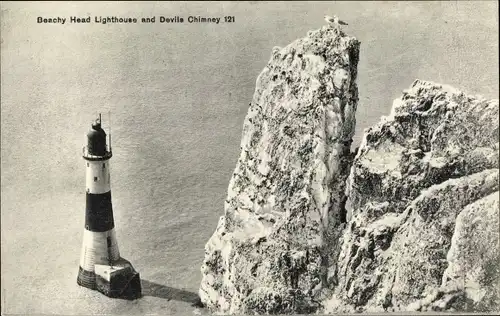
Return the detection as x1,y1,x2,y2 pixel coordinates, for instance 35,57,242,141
324,15,348,29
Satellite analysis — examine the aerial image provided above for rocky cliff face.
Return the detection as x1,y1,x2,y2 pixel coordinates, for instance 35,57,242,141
199,25,360,314
324,80,499,313
199,25,499,314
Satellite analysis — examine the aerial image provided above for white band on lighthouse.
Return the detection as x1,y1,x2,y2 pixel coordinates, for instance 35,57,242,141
79,228,120,271
86,160,111,194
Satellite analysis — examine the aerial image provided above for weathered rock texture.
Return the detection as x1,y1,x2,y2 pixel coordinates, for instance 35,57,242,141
324,80,499,313
199,24,499,314
199,25,360,314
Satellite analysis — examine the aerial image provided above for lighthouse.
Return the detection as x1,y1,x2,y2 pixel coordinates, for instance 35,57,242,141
77,114,142,299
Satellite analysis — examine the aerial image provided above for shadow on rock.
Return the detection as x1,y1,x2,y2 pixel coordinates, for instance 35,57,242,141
141,280,203,306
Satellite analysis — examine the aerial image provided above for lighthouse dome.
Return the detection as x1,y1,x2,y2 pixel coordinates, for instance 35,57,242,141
87,122,107,156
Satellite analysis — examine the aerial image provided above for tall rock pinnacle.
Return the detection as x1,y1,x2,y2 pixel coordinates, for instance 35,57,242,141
199,26,360,314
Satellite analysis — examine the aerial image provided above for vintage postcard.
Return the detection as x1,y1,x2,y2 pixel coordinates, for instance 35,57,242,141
1,1,498,315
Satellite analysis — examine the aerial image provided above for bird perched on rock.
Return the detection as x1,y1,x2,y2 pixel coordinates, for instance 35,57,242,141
324,15,348,31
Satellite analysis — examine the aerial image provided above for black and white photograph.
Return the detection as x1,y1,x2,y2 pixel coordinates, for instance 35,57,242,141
1,1,499,315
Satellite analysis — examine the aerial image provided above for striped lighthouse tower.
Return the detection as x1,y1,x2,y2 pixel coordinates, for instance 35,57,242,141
77,114,141,299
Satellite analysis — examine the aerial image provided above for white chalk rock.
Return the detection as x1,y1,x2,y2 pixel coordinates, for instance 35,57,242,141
199,26,360,314
324,80,499,313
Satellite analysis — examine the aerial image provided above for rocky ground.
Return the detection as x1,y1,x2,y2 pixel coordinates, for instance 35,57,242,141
199,24,499,314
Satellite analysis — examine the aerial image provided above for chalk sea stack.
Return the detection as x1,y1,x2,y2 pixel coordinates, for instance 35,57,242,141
199,25,360,314
325,80,499,313
199,25,499,314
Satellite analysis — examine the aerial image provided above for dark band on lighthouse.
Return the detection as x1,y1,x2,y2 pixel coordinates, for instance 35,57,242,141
85,192,115,232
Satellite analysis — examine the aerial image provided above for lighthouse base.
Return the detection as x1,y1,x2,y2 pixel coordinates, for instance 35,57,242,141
77,258,142,300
